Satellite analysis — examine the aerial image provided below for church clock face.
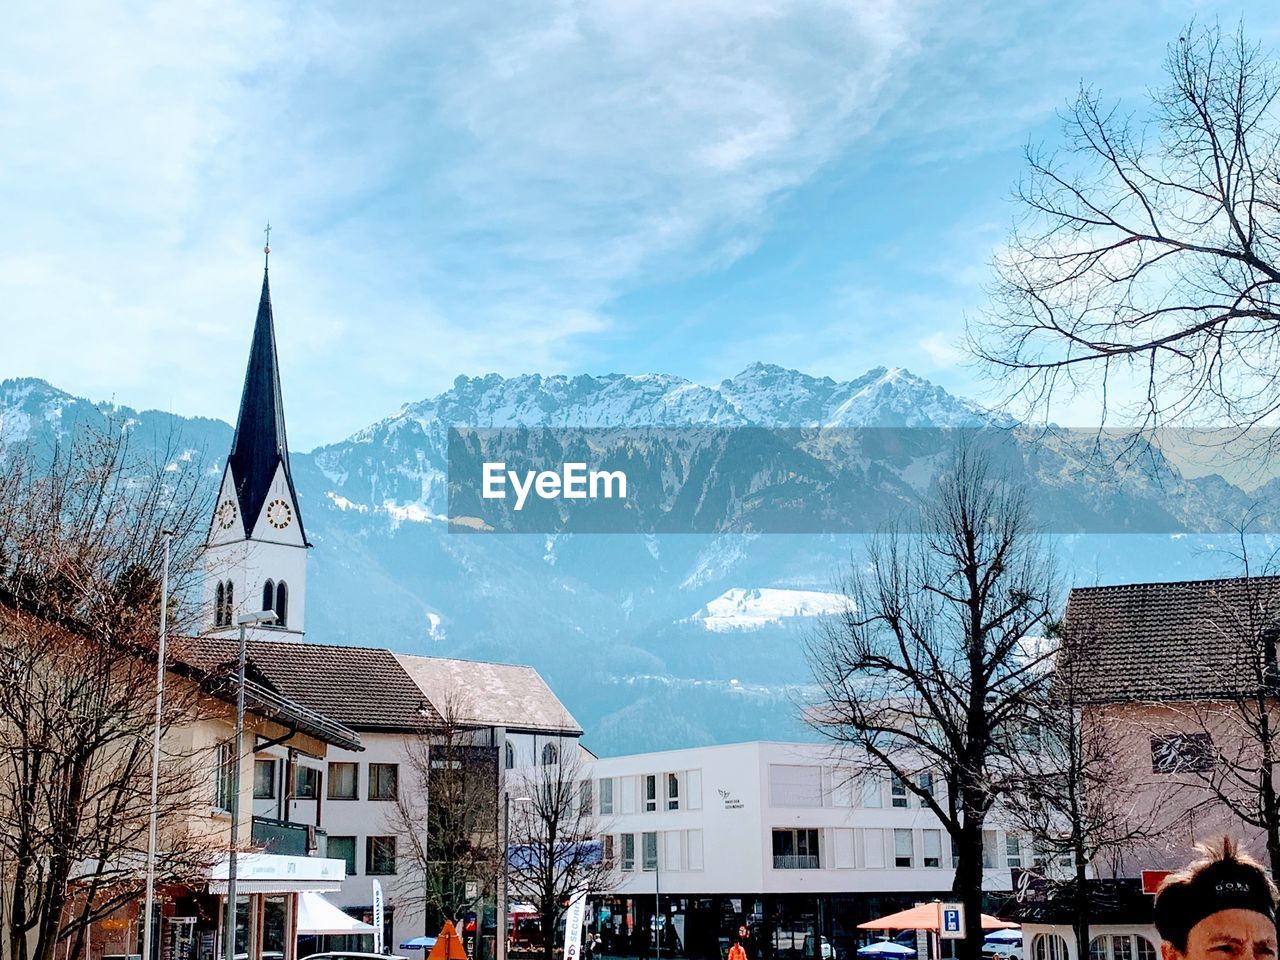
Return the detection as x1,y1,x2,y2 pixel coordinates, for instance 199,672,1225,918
215,499,238,530
266,498,293,530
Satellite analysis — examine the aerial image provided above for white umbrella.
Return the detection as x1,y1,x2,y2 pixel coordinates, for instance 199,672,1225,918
296,893,377,936
859,943,918,957
985,930,1023,944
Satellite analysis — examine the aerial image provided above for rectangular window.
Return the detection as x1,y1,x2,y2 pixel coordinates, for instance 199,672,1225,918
769,765,823,808
328,835,357,875
328,762,358,800
621,833,636,871
253,758,276,800
603,835,615,868
923,830,942,868
917,771,934,799
861,775,883,808
982,829,999,869
1150,733,1214,774
294,765,319,800
890,774,909,808
644,775,657,812
579,779,593,817
687,830,704,871
599,777,614,815
1006,835,1023,868
620,776,637,815
214,739,236,812
894,829,914,868
642,831,658,871
366,836,397,875
667,772,680,810
863,829,885,868
369,763,399,801
772,828,821,869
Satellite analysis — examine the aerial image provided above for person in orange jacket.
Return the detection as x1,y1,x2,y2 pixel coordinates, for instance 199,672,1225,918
729,940,748,960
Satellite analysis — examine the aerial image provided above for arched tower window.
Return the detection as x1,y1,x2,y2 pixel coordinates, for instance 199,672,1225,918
275,581,288,628
542,742,559,766
215,582,226,627
222,581,234,626
262,580,275,614
505,741,515,770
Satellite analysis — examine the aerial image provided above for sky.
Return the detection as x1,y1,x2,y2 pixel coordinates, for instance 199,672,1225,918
3,1,1279,449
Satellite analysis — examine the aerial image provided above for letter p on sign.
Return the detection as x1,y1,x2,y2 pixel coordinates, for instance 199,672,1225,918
939,904,965,940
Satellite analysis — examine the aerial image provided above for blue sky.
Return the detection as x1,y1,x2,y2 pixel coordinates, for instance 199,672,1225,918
3,1,1278,449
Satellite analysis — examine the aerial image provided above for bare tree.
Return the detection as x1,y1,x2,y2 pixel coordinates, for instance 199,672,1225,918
507,748,612,960
1004,619,1158,960
972,24,1280,438
806,446,1057,960
0,427,214,960
387,689,501,933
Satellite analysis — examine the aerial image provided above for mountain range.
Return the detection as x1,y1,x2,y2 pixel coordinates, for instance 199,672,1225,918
2,364,1277,755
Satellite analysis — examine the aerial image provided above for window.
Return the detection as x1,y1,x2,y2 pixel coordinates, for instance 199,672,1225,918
917,772,934,799
328,835,357,875
1033,936,1070,960
667,773,680,810
861,775,883,808
1090,937,1157,960
253,759,276,799
982,829,999,869
215,580,234,627
328,762,358,800
772,828,821,869
923,829,942,868
214,739,236,811
294,765,319,800
890,774,909,808
262,580,275,613
642,831,658,871
369,763,399,801
769,765,822,808
863,829,885,868
366,836,397,875
599,778,614,815
894,829,914,868
579,779,593,817
1151,733,1214,773
542,742,559,766
644,774,657,812
1006,835,1023,868
275,581,288,628
215,582,226,627
621,834,635,871
505,742,515,770
603,835,615,868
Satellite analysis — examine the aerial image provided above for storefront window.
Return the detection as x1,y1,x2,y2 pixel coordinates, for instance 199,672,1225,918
263,897,288,957
1033,935,1069,960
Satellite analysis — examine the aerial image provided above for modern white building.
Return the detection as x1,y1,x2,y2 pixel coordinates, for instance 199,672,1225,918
587,741,1032,960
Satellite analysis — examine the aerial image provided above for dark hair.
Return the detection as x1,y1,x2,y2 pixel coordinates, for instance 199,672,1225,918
1154,837,1278,951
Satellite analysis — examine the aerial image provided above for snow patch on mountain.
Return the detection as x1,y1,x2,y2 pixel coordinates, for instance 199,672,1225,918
688,587,848,631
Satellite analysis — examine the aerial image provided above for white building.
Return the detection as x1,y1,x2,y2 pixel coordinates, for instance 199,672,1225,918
588,741,1031,960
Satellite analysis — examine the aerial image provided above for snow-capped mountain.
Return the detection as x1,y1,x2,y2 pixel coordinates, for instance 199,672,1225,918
2,366,1276,755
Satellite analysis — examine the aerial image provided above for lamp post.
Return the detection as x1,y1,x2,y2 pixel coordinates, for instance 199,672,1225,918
141,531,172,960
499,793,532,960
224,609,278,960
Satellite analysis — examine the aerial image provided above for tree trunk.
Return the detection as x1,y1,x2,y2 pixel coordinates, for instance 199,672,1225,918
1073,849,1090,960
953,819,985,960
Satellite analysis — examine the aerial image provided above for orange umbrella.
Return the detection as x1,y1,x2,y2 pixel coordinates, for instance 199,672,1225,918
427,921,469,960
857,904,1017,932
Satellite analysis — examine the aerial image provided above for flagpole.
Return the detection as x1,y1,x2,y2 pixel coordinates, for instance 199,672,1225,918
141,531,172,960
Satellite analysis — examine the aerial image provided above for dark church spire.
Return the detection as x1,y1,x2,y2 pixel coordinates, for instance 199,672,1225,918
226,263,305,541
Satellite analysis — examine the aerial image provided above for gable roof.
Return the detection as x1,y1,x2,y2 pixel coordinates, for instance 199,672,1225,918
1064,575,1280,702
226,268,306,543
186,637,441,732
395,654,582,735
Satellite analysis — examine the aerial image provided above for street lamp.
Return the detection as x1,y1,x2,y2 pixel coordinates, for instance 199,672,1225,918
499,794,533,960
141,531,172,960
224,608,278,960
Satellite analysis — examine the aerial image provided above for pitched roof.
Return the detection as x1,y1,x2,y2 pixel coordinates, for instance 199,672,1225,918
226,268,306,542
1064,575,1280,702
395,654,582,735
185,637,441,732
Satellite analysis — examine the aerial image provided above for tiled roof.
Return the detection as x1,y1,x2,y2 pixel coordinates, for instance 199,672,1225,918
1063,575,1280,702
395,654,582,735
184,637,441,732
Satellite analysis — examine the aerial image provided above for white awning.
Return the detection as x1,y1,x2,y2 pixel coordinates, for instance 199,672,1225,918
296,893,377,936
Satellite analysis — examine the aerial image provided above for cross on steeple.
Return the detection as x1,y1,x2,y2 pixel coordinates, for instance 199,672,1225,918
263,222,272,266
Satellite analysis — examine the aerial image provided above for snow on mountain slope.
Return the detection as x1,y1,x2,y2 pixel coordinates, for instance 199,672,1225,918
688,587,849,631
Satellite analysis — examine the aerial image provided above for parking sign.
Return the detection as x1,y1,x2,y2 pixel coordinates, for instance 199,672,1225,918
938,903,965,940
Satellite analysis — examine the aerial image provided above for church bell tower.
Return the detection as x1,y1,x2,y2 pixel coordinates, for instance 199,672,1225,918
204,253,309,640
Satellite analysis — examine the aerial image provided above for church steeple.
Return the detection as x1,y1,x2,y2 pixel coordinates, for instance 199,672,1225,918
203,249,310,640
225,267,306,545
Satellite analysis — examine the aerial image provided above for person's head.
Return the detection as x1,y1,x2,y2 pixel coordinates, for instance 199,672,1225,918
1155,838,1279,960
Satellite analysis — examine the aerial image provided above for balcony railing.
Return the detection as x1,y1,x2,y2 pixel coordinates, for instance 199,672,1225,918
251,816,327,857
773,854,820,870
